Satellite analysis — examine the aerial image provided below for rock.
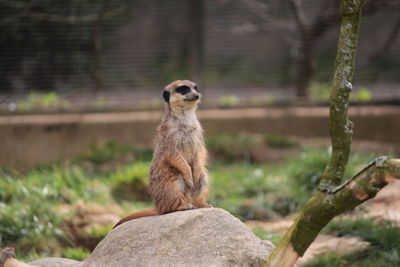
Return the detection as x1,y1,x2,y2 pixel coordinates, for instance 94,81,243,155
29,257,79,267
30,208,274,267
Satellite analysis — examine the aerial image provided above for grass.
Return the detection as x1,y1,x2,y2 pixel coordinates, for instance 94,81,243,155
0,163,109,260
252,227,283,245
307,218,400,267
0,138,382,261
17,92,69,111
207,133,299,162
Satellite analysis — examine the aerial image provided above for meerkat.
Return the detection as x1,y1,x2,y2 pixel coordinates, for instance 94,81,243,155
114,80,211,228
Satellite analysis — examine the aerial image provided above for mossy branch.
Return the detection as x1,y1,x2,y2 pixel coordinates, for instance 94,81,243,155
264,157,400,267
319,0,365,189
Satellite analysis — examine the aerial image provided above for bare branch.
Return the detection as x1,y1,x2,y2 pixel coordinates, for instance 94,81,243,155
319,0,366,189
289,0,308,35
310,1,340,40
240,0,294,32
369,15,400,63
0,0,56,9
0,5,126,26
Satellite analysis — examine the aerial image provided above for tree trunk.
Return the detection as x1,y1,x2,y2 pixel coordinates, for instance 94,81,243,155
261,1,400,266
295,36,314,100
90,0,109,90
187,0,204,88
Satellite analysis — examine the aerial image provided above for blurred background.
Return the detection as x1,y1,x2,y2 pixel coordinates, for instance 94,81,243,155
1,1,400,266
0,0,399,110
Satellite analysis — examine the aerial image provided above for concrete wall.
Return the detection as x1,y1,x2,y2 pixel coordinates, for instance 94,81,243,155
1,106,399,167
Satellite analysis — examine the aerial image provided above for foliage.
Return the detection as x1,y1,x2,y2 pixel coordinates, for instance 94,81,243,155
217,95,240,108
138,98,163,109
0,164,99,204
0,201,64,252
309,82,331,101
79,140,134,164
0,0,131,91
352,88,373,102
0,138,383,261
78,140,152,164
17,92,69,111
110,162,151,201
210,162,276,220
62,247,90,261
252,227,283,245
250,95,274,106
207,133,260,162
286,149,330,199
0,163,109,256
265,135,298,148
308,219,400,267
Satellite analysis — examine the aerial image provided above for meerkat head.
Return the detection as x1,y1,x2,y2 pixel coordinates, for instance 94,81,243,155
162,80,201,111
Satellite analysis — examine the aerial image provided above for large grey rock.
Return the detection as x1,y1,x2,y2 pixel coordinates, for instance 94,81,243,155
30,208,274,267
29,257,79,266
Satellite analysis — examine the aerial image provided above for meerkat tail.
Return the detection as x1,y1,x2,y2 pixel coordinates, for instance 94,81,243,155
113,208,159,229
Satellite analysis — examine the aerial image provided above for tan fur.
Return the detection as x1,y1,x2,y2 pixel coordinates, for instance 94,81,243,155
114,80,211,228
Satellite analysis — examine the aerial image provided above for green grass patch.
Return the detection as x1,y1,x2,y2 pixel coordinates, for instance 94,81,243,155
62,247,90,261
110,162,151,201
207,133,261,162
265,135,298,148
252,227,283,245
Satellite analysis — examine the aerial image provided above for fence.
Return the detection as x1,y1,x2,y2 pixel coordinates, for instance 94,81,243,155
0,0,399,110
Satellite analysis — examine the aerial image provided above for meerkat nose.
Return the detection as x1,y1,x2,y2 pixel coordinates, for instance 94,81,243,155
193,94,200,100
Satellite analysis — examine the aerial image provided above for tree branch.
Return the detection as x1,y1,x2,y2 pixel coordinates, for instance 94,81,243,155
0,5,126,26
265,1,380,266
0,0,56,9
369,14,400,63
240,0,294,32
264,157,400,267
319,0,366,189
289,0,308,36
309,1,340,40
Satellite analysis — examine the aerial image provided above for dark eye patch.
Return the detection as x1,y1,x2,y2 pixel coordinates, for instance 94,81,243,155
176,86,190,95
194,85,198,91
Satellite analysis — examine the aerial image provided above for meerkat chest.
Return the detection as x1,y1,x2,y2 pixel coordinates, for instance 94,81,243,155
170,113,203,159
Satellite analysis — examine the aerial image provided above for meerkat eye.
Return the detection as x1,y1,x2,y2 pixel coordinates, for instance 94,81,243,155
176,86,190,95
194,85,198,91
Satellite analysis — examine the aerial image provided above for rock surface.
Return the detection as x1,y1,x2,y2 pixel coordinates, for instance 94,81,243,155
30,208,274,267
29,257,79,267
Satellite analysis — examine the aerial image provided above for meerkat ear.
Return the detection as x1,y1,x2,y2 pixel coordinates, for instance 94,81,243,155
162,90,170,102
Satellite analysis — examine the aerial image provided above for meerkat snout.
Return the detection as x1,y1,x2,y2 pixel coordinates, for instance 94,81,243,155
184,91,200,102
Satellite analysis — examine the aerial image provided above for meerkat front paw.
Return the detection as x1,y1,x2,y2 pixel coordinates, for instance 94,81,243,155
198,203,213,208
184,177,194,189
176,202,196,211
